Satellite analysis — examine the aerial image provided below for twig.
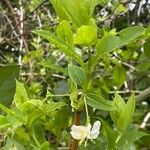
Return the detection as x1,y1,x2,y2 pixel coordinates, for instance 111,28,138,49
136,87,150,102
4,0,29,53
37,15,42,28
4,0,19,31
4,15,19,41
134,0,141,23
137,0,145,16
18,0,24,65
57,147,69,150
109,90,140,94
69,112,80,150
57,54,66,63
140,112,150,128
121,61,137,71
113,53,137,71
0,0,47,45
52,74,66,79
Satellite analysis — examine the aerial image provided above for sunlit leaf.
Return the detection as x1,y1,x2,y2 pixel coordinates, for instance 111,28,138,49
40,141,49,150
117,94,135,132
0,115,10,129
56,20,74,48
110,93,125,126
51,0,97,27
14,80,29,109
74,25,97,46
111,93,135,132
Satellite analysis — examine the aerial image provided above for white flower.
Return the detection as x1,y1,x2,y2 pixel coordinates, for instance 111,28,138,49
70,121,101,143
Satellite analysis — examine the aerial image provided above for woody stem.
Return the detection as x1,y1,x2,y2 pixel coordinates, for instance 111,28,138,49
70,111,80,150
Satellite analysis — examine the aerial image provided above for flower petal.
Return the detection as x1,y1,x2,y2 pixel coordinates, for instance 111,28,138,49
70,131,82,139
89,121,101,139
70,125,88,140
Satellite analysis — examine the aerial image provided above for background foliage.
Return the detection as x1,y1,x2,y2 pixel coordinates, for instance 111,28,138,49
0,0,150,149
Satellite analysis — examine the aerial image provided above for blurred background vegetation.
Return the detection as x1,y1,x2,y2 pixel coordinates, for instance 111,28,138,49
0,0,150,149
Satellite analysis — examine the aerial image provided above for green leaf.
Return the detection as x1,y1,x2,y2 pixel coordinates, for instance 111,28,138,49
33,30,85,67
6,114,23,131
56,20,74,48
96,35,120,56
113,65,126,88
117,94,135,132
101,120,117,150
115,4,127,14
40,141,49,150
68,64,86,87
33,123,46,144
14,80,29,109
119,26,145,45
14,127,31,144
0,103,25,125
0,103,15,116
74,25,97,46
144,38,150,58
51,0,97,28
86,93,113,111
0,115,10,129
96,26,145,59
111,93,136,132
117,131,148,148
44,101,66,113
21,100,45,125
21,99,65,125
50,0,70,21
110,93,125,126
48,108,70,136
0,65,20,106
39,61,68,74
3,138,26,150
96,0,109,5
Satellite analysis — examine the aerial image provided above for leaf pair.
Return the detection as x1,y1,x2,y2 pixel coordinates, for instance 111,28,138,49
51,0,97,28
111,93,135,132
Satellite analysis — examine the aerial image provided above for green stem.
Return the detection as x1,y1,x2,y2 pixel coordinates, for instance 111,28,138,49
83,48,92,92
83,48,92,124
50,94,70,97
70,48,92,149
116,132,123,143
84,96,90,124
70,111,80,150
